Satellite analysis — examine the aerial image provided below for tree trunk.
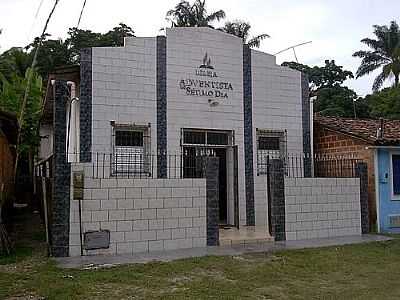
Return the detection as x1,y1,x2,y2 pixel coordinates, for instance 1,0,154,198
395,73,399,88
0,186,13,255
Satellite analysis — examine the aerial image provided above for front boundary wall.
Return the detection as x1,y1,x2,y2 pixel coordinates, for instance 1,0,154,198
69,165,207,256
267,160,367,241
285,178,361,240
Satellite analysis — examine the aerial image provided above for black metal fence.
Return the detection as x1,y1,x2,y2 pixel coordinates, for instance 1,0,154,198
88,152,207,179
257,152,363,178
36,151,364,180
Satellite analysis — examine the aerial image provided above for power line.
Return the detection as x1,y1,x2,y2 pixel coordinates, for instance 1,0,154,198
34,0,46,19
76,0,88,28
26,0,46,45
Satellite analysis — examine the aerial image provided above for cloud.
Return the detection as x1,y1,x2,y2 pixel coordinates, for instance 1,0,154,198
0,0,399,95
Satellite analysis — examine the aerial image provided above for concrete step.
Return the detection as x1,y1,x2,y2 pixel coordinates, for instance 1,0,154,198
219,226,274,246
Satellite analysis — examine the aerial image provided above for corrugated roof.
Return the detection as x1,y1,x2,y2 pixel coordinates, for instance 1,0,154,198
314,115,400,146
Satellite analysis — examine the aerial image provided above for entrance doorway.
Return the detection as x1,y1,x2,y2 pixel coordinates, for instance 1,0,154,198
215,148,227,224
181,129,236,226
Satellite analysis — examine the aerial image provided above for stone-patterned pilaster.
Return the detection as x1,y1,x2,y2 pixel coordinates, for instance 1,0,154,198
156,36,167,178
80,48,92,162
205,157,219,246
355,162,369,233
52,80,71,257
301,73,312,177
269,159,286,241
243,45,255,226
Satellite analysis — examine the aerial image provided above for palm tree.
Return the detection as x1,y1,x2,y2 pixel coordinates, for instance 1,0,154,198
353,21,400,91
0,48,31,78
166,0,225,28
220,21,270,48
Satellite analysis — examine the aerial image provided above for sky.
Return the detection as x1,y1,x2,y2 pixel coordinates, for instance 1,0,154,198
0,0,399,96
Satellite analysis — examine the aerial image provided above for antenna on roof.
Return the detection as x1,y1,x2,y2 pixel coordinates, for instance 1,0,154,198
274,41,312,63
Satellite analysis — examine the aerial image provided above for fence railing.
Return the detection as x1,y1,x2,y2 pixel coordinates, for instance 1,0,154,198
86,152,207,179
36,152,365,180
35,155,53,178
257,152,363,178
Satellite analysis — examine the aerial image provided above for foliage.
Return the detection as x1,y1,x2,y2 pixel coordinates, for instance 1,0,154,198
282,60,354,95
0,23,135,80
0,69,42,155
282,60,362,118
365,86,400,119
166,0,225,28
0,47,32,83
315,86,370,118
26,36,72,79
220,20,269,48
353,20,400,91
65,23,135,63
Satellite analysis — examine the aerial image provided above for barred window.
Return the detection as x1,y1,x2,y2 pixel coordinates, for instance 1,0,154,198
112,124,150,176
256,130,286,175
182,129,230,146
115,131,143,147
258,136,280,151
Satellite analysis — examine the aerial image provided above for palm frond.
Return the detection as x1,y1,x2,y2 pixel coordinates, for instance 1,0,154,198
355,61,382,78
372,70,389,91
205,10,226,23
247,34,270,48
360,38,382,51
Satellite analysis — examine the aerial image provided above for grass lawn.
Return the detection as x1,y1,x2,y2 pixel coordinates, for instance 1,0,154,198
1,237,400,300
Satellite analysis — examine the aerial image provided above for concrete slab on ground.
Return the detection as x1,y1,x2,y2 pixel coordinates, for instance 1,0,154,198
55,234,392,269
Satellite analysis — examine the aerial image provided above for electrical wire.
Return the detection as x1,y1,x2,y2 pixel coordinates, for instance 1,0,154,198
26,0,46,45
76,0,88,29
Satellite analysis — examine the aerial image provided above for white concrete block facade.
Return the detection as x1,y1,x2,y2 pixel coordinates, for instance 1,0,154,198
166,28,247,225
252,51,303,154
85,27,306,247
91,38,157,154
69,169,206,256
285,178,362,241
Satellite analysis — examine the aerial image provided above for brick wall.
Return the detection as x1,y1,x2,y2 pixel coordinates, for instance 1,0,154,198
0,131,14,198
285,178,361,240
69,165,206,256
314,124,376,227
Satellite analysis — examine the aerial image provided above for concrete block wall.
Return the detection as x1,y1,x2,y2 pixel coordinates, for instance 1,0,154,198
254,176,268,227
91,37,157,154
69,165,206,256
251,51,303,154
285,178,361,241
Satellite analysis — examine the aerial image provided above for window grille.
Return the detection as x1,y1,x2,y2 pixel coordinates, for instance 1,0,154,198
112,124,151,176
182,129,231,146
256,129,287,175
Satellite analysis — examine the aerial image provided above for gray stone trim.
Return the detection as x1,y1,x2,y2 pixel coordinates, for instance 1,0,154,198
52,80,71,257
156,36,167,178
80,48,92,162
355,162,369,233
301,73,312,177
269,159,286,241
205,157,219,246
243,45,255,226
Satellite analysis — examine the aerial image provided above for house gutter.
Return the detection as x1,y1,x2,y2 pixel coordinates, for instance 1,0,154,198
366,146,400,150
